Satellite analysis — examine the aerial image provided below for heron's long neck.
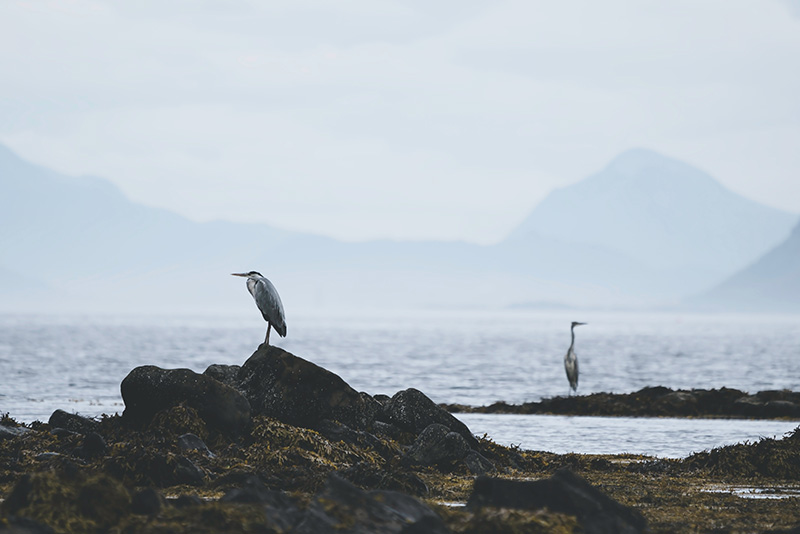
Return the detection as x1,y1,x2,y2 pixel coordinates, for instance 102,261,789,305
570,327,576,350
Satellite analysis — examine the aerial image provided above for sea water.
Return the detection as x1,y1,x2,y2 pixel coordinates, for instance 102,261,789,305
1,310,798,457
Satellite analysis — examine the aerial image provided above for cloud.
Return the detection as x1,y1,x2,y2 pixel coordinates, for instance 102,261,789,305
1,0,799,242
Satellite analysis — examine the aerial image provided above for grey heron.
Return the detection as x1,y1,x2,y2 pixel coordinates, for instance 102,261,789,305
232,271,287,345
564,321,586,395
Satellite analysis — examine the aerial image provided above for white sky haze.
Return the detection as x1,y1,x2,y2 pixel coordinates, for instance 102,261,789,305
2,0,799,243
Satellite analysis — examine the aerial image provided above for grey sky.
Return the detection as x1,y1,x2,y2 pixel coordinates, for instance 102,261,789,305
2,0,799,243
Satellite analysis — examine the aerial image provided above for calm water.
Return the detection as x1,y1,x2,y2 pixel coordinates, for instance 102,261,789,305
1,310,799,457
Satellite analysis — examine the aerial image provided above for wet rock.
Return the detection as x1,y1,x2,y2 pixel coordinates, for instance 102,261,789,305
464,451,495,475
174,456,205,486
131,487,163,516
654,391,697,415
177,433,214,457
237,345,372,430
296,474,448,534
34,452,61,461
382,388,478,447
203,363,241,388
171,494,203,508
338,461,429,496
220,475,303,531
467,468,648,534
48,410,98,434
315,419,398,461
74,432,108,460
371,420,406,441
0,424,31,441
404,423,470,469
120,365,251,436
0,516,56,534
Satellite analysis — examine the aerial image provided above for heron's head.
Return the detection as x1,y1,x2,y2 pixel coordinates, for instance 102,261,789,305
571,321,587,328
231,271,262,279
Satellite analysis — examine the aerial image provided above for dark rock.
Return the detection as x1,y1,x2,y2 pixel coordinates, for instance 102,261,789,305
177,433,214,457
34,452,61,461
373,393,391,405
404,423,470,469
382,388,478,448
48,410,98,434
296,474,448,534
467,468,648,534
654,391,697,415
0,516,56,534
49,428,77,438
463,451,495,475
220,475,302,531
120,365,251,436
131,488,163,516
171,494,203,508
0,424,31,441
315,419,397,461
203,363,241,388
766,400,800,417
338,461,429,496
174,456,205,486
371,420,406,441
237,345,372,430
74,432,108,460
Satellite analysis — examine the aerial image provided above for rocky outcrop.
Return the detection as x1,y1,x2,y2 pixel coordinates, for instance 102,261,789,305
380,388,478,447
236,345,373,430
467,468,648,534
445,386,800,419
120,366,251,436
296,474,448,534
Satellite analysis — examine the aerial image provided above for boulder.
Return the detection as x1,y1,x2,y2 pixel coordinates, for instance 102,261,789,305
236,345,372,430
296,474,448,534
381,388,478,448
0,424,31,441
467,468,648,534
120,366,251,436
404,423,470,469
203,364,241,388
48,410,99,434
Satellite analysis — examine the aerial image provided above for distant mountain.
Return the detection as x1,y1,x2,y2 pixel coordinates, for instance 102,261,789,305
1,144,796,313
508,148,798,294
691,221,800,312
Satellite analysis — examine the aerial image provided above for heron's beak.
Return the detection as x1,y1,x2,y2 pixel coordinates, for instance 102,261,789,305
231,273,248,277
577,322,588,326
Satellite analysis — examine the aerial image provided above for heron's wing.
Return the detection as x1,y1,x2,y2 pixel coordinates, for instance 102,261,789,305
253,278,287,337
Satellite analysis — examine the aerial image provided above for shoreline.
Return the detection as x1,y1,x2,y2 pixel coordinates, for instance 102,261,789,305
2,347,800,533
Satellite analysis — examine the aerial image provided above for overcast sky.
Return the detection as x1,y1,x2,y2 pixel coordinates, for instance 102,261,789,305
2,1,799,243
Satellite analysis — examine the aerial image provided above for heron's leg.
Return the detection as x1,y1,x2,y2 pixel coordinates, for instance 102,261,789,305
265,323,272,345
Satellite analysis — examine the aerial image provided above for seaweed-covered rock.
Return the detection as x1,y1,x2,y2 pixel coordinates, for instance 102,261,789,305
120,365,251,436
382,388,478,447
48,410,98,434
467,468,648,534
237,345,372,430
73,432,107,460
296,474,448,534
0,423,31,441
404,423,470,469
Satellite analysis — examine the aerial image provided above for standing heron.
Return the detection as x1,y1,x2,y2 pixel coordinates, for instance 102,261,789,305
564,321,586,395
232,271,287,345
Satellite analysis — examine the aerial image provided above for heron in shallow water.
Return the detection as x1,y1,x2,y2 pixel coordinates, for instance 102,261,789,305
564,321,586,395
232,271,287,344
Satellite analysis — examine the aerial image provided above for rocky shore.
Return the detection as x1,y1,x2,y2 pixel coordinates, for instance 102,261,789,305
442,387,800,419
1,344,799,533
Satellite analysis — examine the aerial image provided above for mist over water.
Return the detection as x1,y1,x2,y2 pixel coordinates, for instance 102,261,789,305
1,310,798,456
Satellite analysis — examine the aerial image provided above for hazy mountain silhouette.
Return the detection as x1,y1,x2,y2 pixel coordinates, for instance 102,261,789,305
691,221,800,311
1,144,796,312
508,148,797,293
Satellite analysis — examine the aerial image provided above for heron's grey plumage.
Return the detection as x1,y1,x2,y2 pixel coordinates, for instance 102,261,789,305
232,271,287,344
564,321,586,395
